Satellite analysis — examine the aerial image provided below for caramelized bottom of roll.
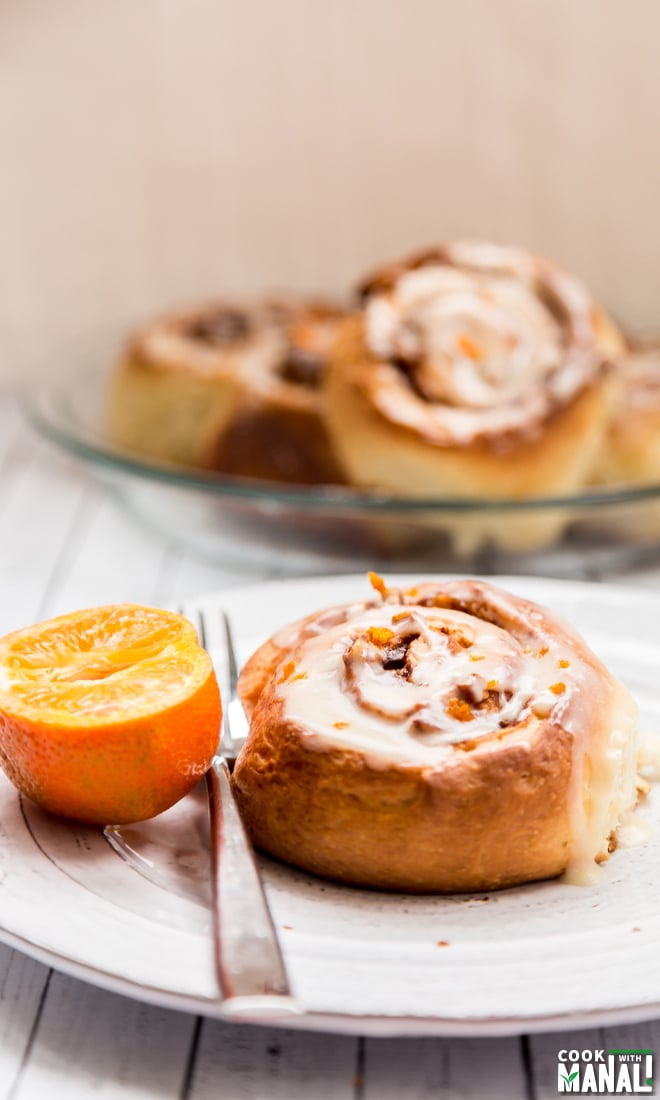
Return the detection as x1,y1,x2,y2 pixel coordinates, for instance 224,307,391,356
205,398,347,485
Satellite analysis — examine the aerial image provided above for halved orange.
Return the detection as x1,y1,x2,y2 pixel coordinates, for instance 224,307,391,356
0,605,221,824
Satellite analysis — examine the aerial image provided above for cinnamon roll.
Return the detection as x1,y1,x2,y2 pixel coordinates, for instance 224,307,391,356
595,342,660,487
109,299,348,484
324,243,625,512
233,576,639,893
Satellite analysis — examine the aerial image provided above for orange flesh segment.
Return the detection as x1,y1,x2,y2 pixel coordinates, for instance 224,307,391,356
0,606,209,725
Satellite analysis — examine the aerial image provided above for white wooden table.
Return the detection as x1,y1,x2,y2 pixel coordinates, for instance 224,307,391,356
1,392,660,1099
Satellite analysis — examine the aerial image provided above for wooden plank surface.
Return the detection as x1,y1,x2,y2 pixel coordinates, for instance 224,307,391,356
0,945,50,1098
188,1022,359,1100
8,973,197,1100
362,1036,529,1099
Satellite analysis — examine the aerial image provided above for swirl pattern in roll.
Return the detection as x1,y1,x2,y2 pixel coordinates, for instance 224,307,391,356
109,298,348,483
324,242,625,503
233,577,639,893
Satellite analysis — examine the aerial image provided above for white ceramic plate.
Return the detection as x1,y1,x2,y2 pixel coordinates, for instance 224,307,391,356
1,574,660,1037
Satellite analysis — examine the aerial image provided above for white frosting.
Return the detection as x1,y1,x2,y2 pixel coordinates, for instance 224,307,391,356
143,323,284,383
364,245,601,445
637,731,660,782
139,303,342,395
616,809,655,849
280,603,581,765
369,268,564,407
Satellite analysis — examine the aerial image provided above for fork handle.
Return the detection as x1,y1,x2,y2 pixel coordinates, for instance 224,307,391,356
206,758,299,1016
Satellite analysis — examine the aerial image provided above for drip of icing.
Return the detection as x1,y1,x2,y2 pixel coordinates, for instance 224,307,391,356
561,681,639,886
616,809,655,849
562,861,605,888
637,731,660,783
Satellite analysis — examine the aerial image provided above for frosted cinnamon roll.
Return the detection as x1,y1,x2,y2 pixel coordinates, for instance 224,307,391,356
324,242,625,507
233,576,639,893
595,342,660,487
109,299,348,484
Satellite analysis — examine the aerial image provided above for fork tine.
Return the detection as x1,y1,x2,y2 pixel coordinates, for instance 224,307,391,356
223,609,240,693
221,611,250,756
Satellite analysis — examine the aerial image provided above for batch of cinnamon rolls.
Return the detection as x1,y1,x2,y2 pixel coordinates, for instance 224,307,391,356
109,240,660,516
109,243,657,894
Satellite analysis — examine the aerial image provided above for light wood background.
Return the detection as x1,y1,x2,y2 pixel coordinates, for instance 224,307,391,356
1,0,659,383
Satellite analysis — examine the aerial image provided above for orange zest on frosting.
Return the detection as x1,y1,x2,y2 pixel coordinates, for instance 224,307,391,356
549,681,566,695
333,720,349,730
469,653,485,662
366,626,395,646
456,334,482,360
537,646,549,658
277,659,296,684
368,571,388,598
446,697,474,722
558,659,570,668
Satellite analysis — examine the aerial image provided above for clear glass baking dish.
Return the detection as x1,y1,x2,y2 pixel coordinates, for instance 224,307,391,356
22,338,660,577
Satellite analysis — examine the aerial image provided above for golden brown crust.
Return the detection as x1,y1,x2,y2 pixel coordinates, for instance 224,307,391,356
233,694,572,893
238,635,290,720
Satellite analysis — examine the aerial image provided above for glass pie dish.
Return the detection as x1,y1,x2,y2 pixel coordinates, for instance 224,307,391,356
22,336,660,577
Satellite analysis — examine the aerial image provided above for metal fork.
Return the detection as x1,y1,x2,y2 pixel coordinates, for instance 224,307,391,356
193,607,299,1018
